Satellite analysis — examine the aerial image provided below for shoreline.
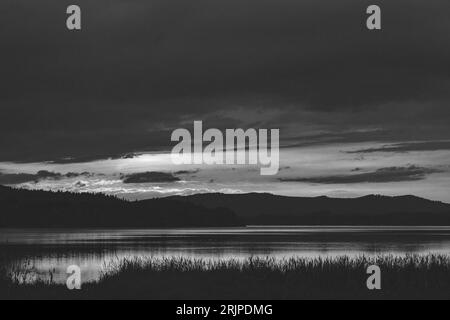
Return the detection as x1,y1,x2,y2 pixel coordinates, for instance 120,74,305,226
2,255,450,300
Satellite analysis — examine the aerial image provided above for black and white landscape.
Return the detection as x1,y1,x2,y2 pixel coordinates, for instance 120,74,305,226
1,0,450,300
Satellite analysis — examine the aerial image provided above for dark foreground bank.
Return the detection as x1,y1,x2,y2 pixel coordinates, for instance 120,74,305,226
1,255,450,300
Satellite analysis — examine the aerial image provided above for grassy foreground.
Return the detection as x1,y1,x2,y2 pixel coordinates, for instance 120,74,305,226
1,255,450,299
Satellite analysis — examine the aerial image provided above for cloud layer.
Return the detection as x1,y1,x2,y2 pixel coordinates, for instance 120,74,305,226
121,172,180,184
348,141,450,154
280,166,442,184
0,171,92,185
1,0,450,162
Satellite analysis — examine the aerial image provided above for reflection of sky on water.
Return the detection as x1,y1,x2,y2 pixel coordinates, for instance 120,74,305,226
3,227,450,284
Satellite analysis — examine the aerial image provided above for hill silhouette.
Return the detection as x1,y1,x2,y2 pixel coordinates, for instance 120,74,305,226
1,186,450,227
0,186,239,228
166,193,450,226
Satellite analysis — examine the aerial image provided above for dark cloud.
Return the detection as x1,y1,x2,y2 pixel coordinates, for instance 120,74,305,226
35,171,64,179
280,166,443,184
0,171,92,185
120,153,140,160
173,169,200,175
1,0,450,161
347,141,450,154
0,173,38,185
65,172,94,178
74,181,87,188
121,172,180,184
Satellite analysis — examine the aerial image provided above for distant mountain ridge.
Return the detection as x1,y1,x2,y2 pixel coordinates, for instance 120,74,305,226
166,193,450,226
1,186,450,227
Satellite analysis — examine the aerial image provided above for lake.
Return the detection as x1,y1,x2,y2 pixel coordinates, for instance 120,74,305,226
2,226,450,284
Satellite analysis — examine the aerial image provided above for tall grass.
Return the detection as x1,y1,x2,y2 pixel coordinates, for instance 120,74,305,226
101,254,450,276
2,255,450,299
93,254,450,299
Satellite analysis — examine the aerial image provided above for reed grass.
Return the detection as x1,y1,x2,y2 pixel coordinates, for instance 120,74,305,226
1,254,450,299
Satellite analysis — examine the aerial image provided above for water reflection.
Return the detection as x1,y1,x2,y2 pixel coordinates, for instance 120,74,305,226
2,226,450,284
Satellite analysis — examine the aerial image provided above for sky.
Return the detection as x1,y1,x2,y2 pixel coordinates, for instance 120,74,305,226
1,0,450,202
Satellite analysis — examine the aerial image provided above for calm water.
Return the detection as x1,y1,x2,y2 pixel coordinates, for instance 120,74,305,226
2,226,450,284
